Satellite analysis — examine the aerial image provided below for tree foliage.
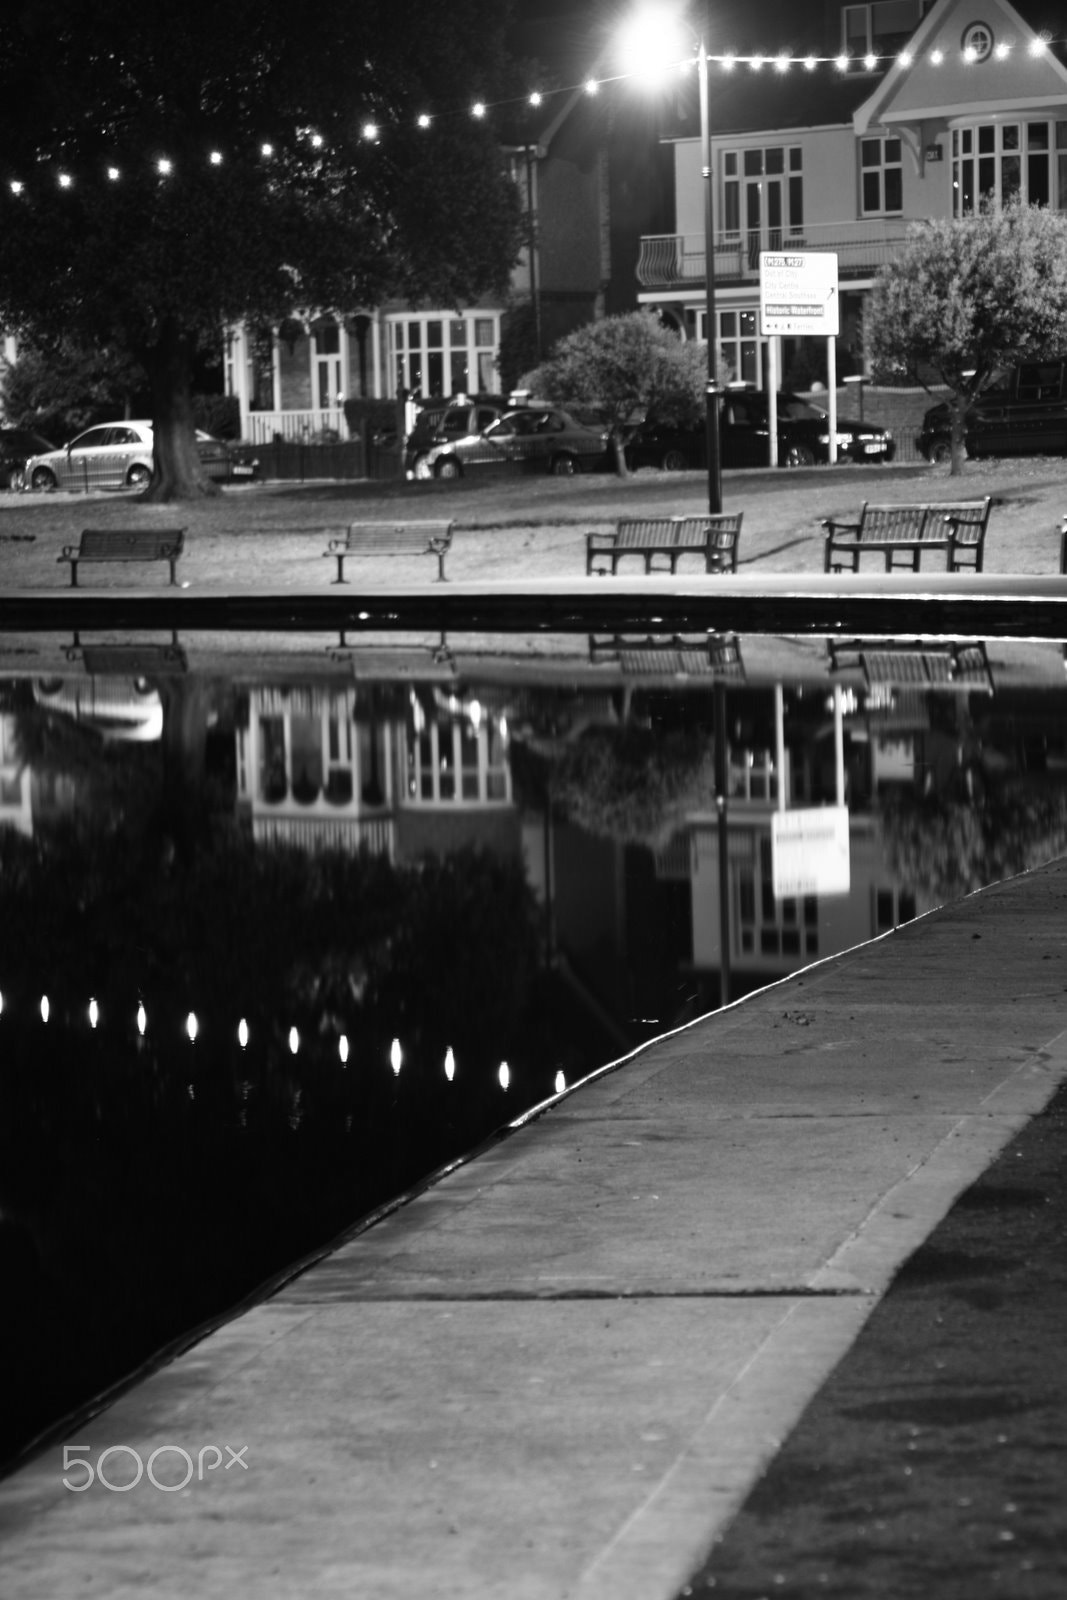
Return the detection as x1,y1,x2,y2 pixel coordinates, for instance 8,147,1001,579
1,332,148,440
0,1,523,498
865,202,1067,474
523,311,716,474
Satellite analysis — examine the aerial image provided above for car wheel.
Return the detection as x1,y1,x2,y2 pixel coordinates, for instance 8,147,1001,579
927,440,952,466
127,463,152,487
31,466,57,490
434,457,461,480
784,444,815,468
412,454,434,481
661,448,689,472
550,453,578,476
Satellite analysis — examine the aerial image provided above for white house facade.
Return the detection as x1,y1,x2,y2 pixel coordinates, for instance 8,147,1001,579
636,0,1067,389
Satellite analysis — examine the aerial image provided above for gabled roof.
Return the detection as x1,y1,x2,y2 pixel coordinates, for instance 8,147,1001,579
855,0,1067,132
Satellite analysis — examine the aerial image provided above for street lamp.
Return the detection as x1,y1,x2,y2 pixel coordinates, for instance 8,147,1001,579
619,6,722,513
696,22,723,514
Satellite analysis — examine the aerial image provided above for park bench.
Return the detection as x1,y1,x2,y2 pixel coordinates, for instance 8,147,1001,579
58,527,185,587
822,498,992,573
829,639,994,692
589,633,745,678
325,519,454,583
586,513,743,575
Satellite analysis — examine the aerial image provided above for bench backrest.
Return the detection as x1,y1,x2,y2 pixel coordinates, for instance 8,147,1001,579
928,498,992,545
344,519,453,548
855,504,928,541
614,513,743,550
614,518,680,548
79,527,185,557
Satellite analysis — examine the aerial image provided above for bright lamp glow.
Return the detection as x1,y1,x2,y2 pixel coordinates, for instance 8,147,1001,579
498,1061,510,1091
416,113,431,128
617,11,688,86
444,1046,456,1082
40,996,50,1022
391,1037,402,1075
339,1035,349,1064
289,1026,299,1055
186,1012,198,1042
89,999,99,1028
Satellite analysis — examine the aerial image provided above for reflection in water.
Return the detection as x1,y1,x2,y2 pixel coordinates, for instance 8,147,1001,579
3,629,1067,1463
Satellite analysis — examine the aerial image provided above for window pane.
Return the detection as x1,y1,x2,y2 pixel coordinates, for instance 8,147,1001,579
724,151,737,175
861,139,881,168
884,166,902,211
743,149,762,175
1002,124,1019,152
862,171,881,211
427,320,443,348
789,174,803,227
978,125,995,153
766,146,784,174
789,147,802,171
449,320,467,346
474,318,494,346
1029,152,1050,206
1002,154,1021,204
1028,122,1049,150
886,137,902,163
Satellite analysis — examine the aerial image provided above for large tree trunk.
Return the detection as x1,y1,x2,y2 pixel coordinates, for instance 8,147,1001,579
140,320,219,501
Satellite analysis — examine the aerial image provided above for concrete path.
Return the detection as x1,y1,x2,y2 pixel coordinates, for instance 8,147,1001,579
2,862,1066,1599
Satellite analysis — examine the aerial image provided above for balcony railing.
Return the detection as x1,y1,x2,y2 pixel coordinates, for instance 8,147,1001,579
637,219,915,289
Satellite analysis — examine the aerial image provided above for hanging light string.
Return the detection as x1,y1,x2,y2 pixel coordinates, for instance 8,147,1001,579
1,34,1060,199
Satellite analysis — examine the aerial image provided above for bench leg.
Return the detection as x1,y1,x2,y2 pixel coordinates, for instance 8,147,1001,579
332,556,348,584
435,552,446,582
69,562,79,588
169,558,178,586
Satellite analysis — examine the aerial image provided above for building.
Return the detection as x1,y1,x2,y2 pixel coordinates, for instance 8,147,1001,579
636,0,1067,389
224,80,638,444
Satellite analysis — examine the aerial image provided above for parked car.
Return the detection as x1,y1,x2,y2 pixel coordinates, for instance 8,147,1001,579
24,420,259,490
917,362,1067,463
407,405,612,480
404,398,506,478
0,427,57,489
32,677,163,742
625,388,895,471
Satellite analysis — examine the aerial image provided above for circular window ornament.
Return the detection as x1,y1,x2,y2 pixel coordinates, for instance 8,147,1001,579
962,22,994,62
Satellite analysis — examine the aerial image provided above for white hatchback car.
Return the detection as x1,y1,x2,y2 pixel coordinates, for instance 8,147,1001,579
25,420,251,490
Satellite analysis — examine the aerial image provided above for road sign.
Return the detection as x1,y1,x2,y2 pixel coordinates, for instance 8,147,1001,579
771,806,850,899
759,252,840,337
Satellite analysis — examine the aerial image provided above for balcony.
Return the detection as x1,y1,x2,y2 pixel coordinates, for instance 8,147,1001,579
637,219,914,290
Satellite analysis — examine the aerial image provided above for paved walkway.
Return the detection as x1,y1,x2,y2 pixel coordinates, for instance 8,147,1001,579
2,858,1065,1599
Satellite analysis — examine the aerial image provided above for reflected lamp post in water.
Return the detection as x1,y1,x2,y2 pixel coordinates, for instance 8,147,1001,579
619,5,722,513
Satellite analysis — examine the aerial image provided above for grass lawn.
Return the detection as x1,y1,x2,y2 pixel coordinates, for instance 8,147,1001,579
1,454,1065,586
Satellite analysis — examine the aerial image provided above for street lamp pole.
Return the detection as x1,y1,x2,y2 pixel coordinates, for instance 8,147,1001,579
697,31,723,514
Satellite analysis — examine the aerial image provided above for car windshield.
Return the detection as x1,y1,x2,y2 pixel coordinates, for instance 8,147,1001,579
779,397,826,421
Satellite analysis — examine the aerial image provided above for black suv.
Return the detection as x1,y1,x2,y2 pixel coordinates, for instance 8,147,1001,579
1,426,56,489
918,363,1067,462
625,388,895,471
404,398,505,479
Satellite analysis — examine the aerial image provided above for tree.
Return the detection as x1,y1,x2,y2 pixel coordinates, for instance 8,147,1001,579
523,310,723,476
1,332,148,441
865,201,1067,475
0,1,523,500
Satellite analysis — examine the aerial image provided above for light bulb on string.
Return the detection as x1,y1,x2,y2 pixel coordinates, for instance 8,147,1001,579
238,1018,249,1049
339,1035,349,1065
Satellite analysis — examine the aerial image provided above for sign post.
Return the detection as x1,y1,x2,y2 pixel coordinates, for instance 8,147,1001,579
759,252,840,463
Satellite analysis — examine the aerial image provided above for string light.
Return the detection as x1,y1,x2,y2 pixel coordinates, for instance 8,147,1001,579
3,37,1065,200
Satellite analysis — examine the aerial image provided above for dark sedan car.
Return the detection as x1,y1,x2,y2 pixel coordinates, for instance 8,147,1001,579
917,362,1067,463
408,406,611,480
0,427,56,489
626,389,895,471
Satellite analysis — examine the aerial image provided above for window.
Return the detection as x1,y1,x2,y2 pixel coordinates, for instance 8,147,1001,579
842,1,925,56
860,136,903,214
388,312,501,399
952,121,1065,214
723,146,803,255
